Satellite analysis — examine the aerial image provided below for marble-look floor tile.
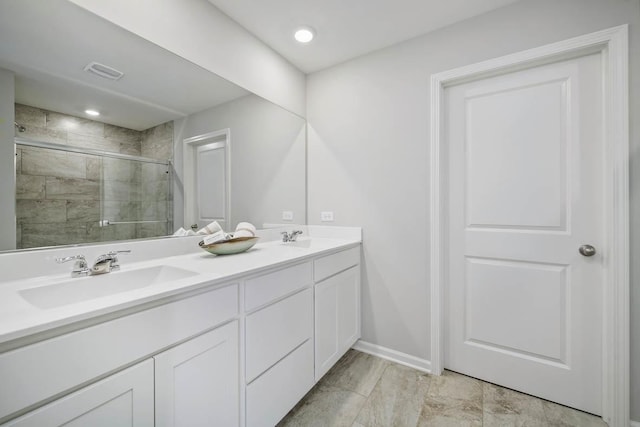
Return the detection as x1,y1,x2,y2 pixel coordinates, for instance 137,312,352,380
541,400,607,427
428,370,483,402
278,384,366,427
356,364,431,427
320,350,389,396
418,370,483,426
483,383,547,427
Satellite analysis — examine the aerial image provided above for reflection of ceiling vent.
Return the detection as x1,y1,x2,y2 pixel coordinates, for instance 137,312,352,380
83,62,124,81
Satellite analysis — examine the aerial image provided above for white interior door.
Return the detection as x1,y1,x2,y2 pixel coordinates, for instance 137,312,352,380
183,130,230,232
445,52,603,414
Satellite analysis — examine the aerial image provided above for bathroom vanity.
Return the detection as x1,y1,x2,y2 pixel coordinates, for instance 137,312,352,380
0,227,361,426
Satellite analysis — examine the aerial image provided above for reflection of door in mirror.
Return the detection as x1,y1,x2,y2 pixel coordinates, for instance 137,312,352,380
183,130,230,232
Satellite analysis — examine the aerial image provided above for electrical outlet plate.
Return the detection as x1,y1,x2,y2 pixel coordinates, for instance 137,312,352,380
320,211,334,222
282,211,294,221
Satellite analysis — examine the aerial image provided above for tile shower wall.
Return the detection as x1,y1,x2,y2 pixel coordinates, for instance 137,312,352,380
15,104,173,249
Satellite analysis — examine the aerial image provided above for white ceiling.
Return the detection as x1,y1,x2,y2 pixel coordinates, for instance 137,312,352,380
0,0,249,131
207,0,522,73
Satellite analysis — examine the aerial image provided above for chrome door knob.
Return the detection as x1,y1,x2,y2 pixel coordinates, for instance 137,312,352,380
579,244,596,257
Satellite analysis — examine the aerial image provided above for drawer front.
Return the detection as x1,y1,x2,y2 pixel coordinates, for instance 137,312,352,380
0,284,238,421
314,246,360,282
244,262,312,312
246,340,314,427
245,288,312,382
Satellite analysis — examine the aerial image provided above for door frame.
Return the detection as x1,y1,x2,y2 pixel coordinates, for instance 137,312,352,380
429,26,629,426
183,128,231,230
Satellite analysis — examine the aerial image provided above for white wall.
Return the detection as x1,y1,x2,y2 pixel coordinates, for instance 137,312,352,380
0,69,15,251
67,0,306,117
173,95,306,231
306,0,640,419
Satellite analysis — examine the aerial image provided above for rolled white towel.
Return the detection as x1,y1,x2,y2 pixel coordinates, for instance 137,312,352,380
172,227,188,237
197,221,222,235
234,222,256,238
202,229,229,245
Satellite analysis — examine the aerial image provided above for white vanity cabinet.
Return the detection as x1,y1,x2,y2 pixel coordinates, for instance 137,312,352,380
155,321,239,427
0,283,239,426
244,262,315,427
314,247,361,380
0,240,362,427
4,359,154,427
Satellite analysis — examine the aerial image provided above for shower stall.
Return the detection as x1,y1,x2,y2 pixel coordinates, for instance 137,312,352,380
15,136,172,249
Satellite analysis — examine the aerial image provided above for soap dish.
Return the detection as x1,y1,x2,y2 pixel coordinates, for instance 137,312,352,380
199,236,259,255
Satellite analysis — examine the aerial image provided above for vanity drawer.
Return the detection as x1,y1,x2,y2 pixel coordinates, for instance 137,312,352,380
244,262,312,312
246,339,314,427
314,246,360,282
245,288,312,382
0,283,238,421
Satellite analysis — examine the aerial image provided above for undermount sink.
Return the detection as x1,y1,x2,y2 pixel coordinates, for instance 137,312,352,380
19,265,199,309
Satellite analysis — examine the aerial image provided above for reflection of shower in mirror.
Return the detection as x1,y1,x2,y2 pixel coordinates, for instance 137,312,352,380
14,122,26,132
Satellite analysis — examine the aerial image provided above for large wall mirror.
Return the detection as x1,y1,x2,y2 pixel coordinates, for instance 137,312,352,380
0,0,306,251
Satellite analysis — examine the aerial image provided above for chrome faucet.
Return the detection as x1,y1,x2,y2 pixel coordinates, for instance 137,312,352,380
281,230,303,242
91,250,131,275
56,254,90,277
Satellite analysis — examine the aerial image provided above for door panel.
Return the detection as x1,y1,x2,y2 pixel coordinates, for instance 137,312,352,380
445,53,603,414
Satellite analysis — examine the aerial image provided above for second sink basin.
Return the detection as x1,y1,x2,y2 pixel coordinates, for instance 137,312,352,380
19,265,199,309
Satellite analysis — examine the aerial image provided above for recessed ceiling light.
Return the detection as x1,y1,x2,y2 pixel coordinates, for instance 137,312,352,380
294,27,315,43
85,109,100,117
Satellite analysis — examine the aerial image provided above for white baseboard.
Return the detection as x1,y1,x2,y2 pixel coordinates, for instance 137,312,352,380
352,340,431,373
630,420,640,427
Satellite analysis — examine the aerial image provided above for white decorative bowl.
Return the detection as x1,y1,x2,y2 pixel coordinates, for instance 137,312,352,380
199,236,259,255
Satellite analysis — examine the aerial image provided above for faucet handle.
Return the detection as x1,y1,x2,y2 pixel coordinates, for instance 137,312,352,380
103,250,131,271
56,255,89,277
56,254,86,265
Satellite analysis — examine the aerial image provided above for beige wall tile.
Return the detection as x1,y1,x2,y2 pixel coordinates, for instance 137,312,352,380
67,132,120,153
66,200,100,222
22,222,89,248
16,174,45,200
16,224,22,249
103,180,142,202
136,222,168,238
46,176,99,200
20,125,67,145
103,158,141,182
15,104,46,128
86,156,102,180
119,140,142,156
102,201,140,222
46,111,104,136
16,149,21,174
104,124,142,144
17,199,67,224
141,201,167,221
141,178,168,201
96,222,137,242
22,148,86,179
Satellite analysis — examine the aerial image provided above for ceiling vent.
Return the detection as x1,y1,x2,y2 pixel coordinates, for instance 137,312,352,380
83,62,124,81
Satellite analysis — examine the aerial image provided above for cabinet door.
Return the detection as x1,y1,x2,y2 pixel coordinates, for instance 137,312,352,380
4,359,154,427
154,321,239,427
314,265,360,380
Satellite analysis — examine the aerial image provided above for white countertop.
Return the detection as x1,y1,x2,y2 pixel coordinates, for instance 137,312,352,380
0,231,361,348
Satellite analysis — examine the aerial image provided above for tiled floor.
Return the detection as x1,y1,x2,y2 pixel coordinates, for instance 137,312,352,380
278,350,606,427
